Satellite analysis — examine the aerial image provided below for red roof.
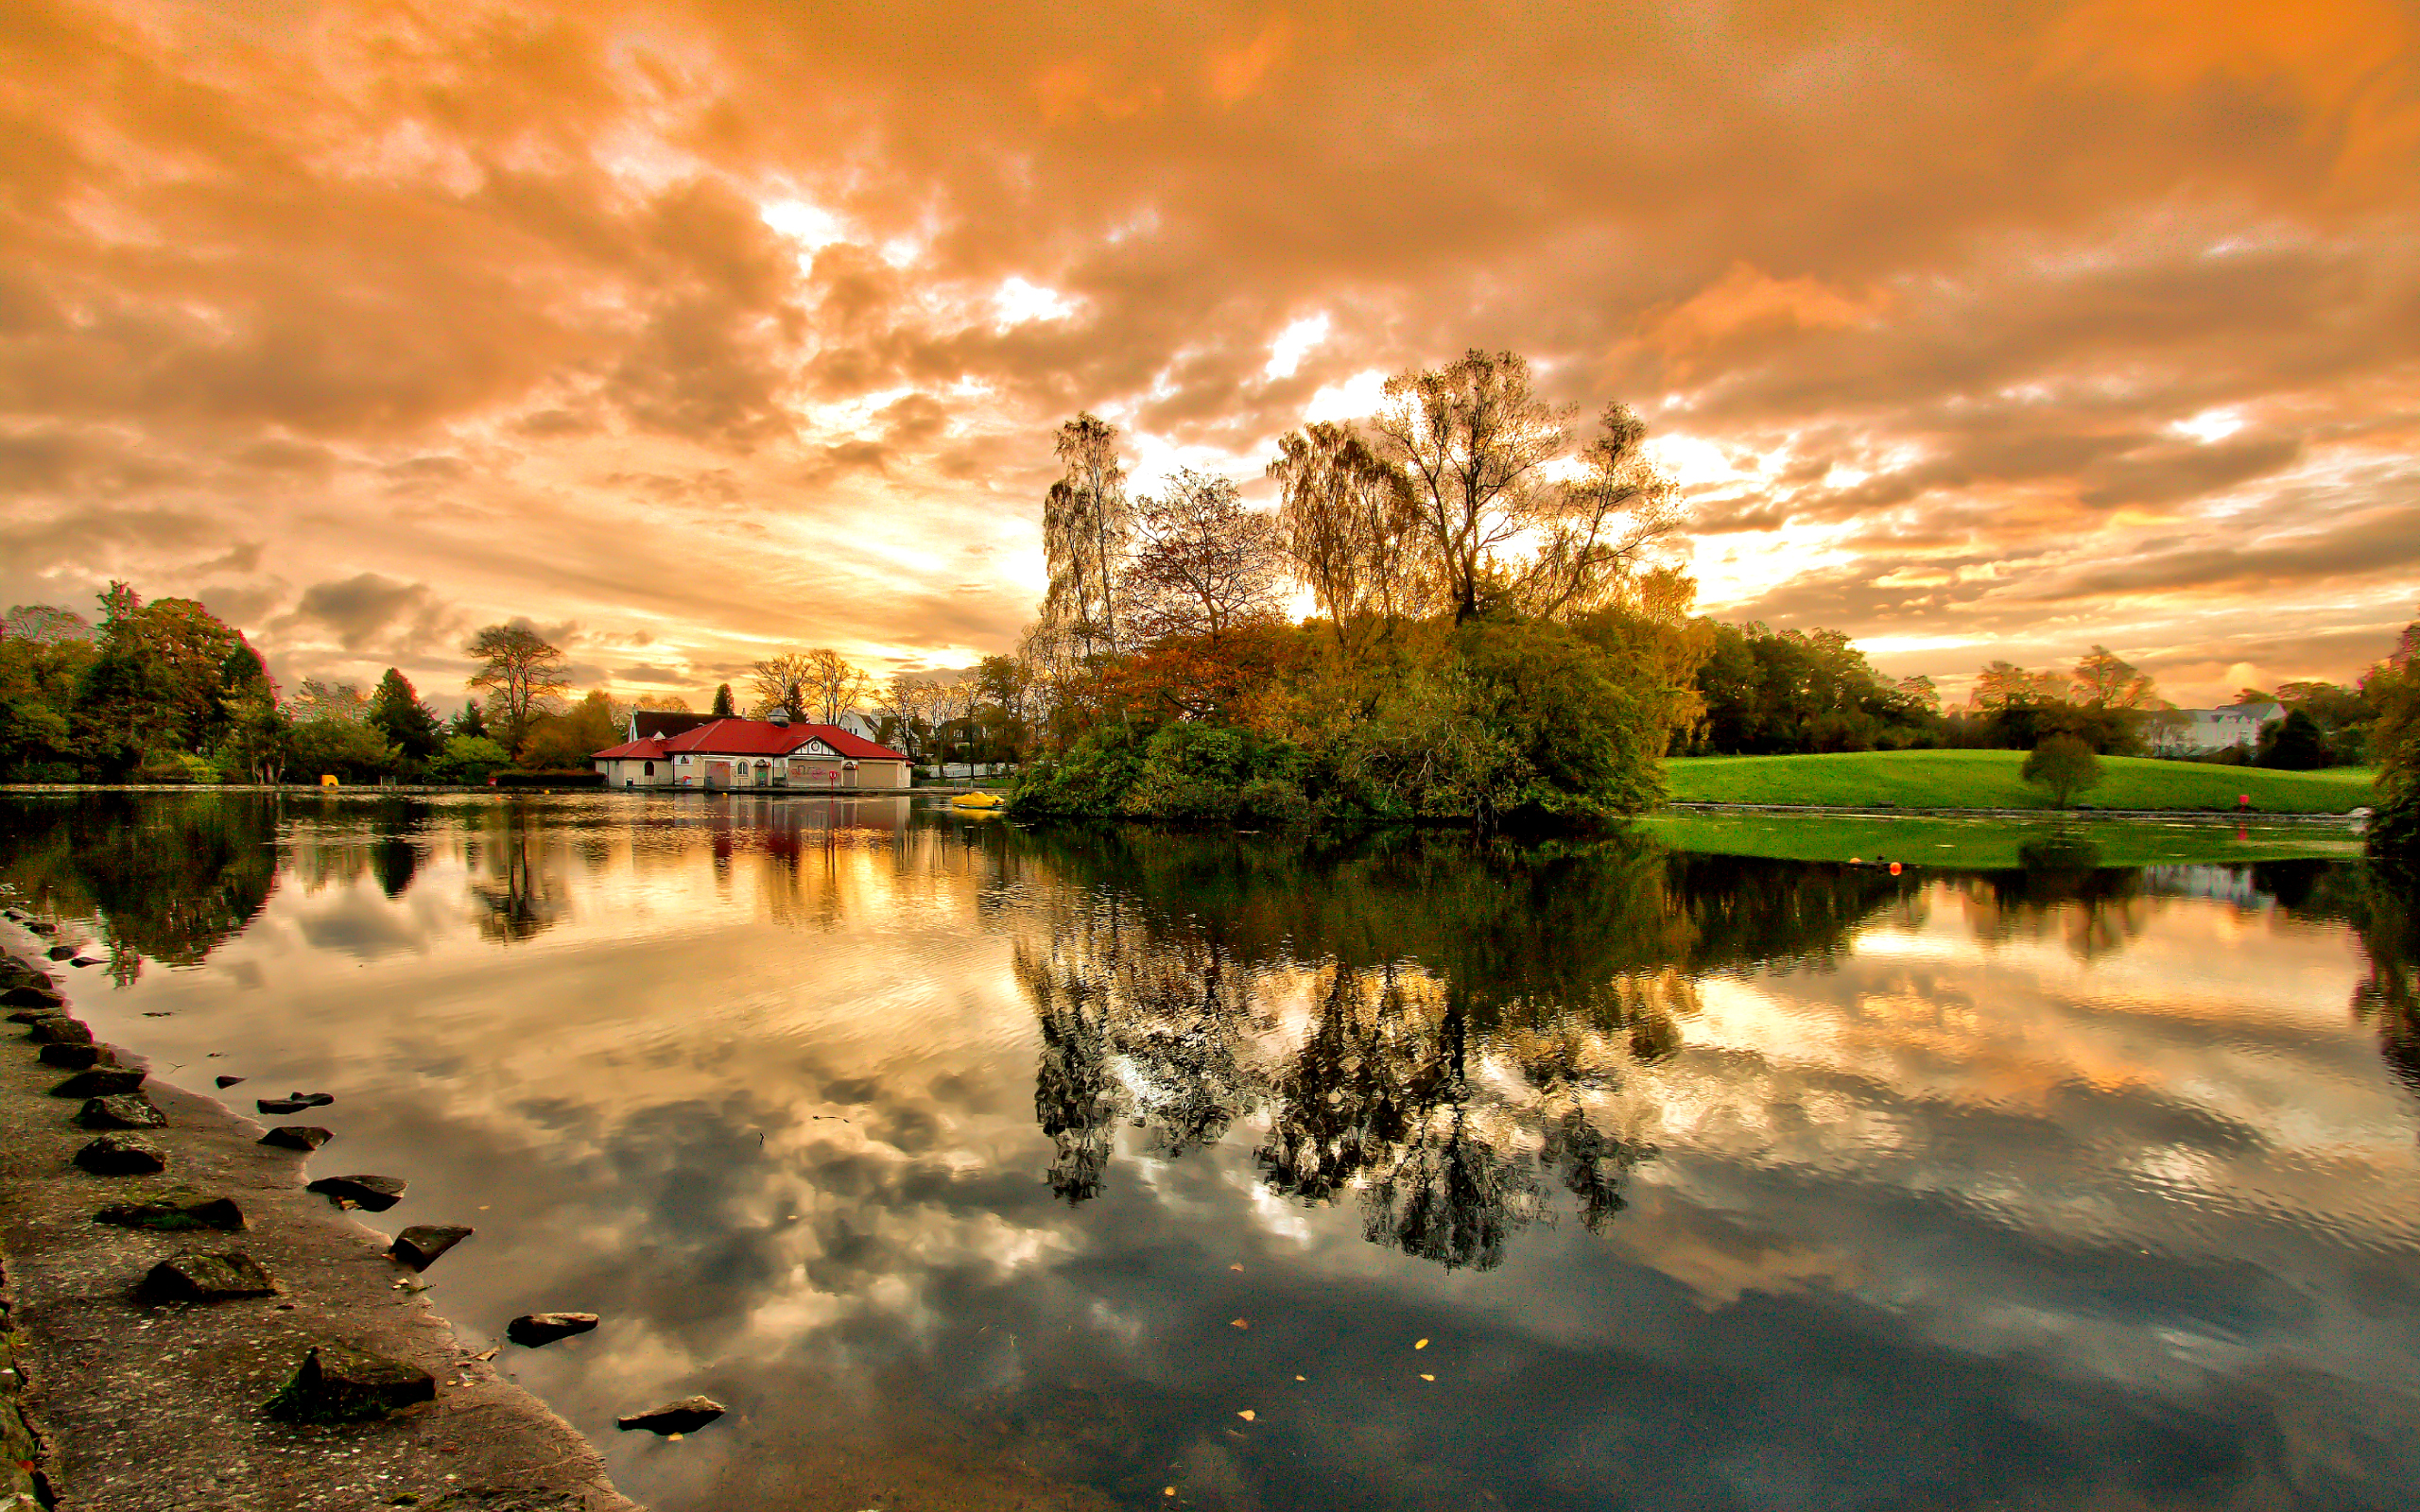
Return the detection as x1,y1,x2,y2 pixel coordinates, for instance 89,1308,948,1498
592,735,668,761
593,717,908,763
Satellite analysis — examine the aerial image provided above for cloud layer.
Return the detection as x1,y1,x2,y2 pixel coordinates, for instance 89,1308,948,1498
2,0,2415,705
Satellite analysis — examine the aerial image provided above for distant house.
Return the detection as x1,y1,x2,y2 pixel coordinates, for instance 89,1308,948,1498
2145,701,2284,754
593,713,913,790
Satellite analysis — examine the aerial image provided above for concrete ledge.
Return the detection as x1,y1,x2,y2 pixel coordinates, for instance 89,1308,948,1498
0,926,640,1512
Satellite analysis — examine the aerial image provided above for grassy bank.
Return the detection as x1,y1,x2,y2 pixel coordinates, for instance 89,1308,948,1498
1666,749,2375,815
1642,811,2364,868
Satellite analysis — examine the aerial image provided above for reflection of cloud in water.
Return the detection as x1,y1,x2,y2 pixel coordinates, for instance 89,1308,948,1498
4,795,2419,1510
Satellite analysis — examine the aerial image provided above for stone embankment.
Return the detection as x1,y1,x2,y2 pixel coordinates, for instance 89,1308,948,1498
0,919,640,1512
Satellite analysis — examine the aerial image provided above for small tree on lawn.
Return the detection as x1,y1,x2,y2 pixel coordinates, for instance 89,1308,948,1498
2023,733,2102,808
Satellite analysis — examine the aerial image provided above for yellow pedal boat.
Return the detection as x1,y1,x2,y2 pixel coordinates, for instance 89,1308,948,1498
949,790,1007,810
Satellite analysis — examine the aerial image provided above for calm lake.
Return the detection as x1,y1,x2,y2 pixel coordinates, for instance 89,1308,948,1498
4,792,2417,1512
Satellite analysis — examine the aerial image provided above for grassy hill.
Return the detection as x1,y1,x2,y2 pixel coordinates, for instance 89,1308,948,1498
1665,749,2375,815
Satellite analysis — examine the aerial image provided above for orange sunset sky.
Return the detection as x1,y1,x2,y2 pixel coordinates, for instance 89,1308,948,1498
3,0,2416,709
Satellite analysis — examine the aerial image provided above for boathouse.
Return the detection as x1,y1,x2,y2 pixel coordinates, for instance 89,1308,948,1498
592,713,913,790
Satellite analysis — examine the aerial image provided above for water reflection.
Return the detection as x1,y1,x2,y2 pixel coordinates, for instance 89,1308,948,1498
1,793,2417,1511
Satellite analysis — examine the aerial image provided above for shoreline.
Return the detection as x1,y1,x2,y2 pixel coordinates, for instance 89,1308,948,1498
0,920,642,1512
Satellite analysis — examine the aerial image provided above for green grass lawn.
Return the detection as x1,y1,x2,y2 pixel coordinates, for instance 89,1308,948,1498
1665,748,2375,815
1641,810,2364,868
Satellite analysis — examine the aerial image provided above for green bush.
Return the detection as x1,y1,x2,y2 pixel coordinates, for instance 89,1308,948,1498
430,734,510,785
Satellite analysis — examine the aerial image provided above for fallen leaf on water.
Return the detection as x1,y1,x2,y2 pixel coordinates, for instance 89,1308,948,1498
1229,1263,1243,1272
1229,1318,1249,1330
1164,1490,1175,1498
666,1433,683,1442
1294,1375,1305,1382
1236,1410,1255,1422
471,1348,497,1362
1420,1373,1435,1382
1414,1338,1428,1349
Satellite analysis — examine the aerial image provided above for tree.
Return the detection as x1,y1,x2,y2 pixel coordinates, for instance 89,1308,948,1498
1512,404,1683,622
286,679,368,724
3,605,92,644
1369,350,1570,624
432,733,510,784
449,699,489,739
1121,471,1286,647
2071,646,2162,710
1972,661,2067,712
804,648,872,724
367,670,443,767
750,652,815,721
2366,613,2420,857
2022,734,2103,807
1895,675,1941,713
520,690,621,768
214,691,289,784
71,586,255,775
975,653,1036,764
633,693,692,713
1269,422,1426,651
711,683,736,717
1041,413,1135,658
877,674,942,763
290,715,395,782
2256,709,2329,770
929,672,980,774
465,623,569,754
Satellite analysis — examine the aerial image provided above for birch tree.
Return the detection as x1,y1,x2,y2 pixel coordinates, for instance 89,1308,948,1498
1041,413,1134,659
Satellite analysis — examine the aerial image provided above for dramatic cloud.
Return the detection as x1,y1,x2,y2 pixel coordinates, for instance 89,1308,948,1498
0,0,2414,705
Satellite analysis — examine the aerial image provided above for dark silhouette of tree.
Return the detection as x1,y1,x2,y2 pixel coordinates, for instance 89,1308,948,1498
711,682,736,718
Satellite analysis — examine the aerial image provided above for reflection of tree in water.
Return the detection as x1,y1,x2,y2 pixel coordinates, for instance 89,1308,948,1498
2273,858,2420,1102
467,803,562,943
1952,826,2147,961
0,793,280,977
1010,827,1901,1267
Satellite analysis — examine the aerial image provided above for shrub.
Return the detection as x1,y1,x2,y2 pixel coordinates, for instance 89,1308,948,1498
430,734,510,784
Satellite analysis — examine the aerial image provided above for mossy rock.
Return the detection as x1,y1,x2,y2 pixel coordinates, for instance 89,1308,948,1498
264,1344,435,1424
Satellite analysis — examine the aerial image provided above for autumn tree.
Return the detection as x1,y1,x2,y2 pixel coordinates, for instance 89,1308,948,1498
1121,471,1286,647
1268,422,1426,651
1971,661,2068,711
1041,413,1135,658
2071,646,2163,710
72,585,260,774
465,622,569,754
633,693,692,713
